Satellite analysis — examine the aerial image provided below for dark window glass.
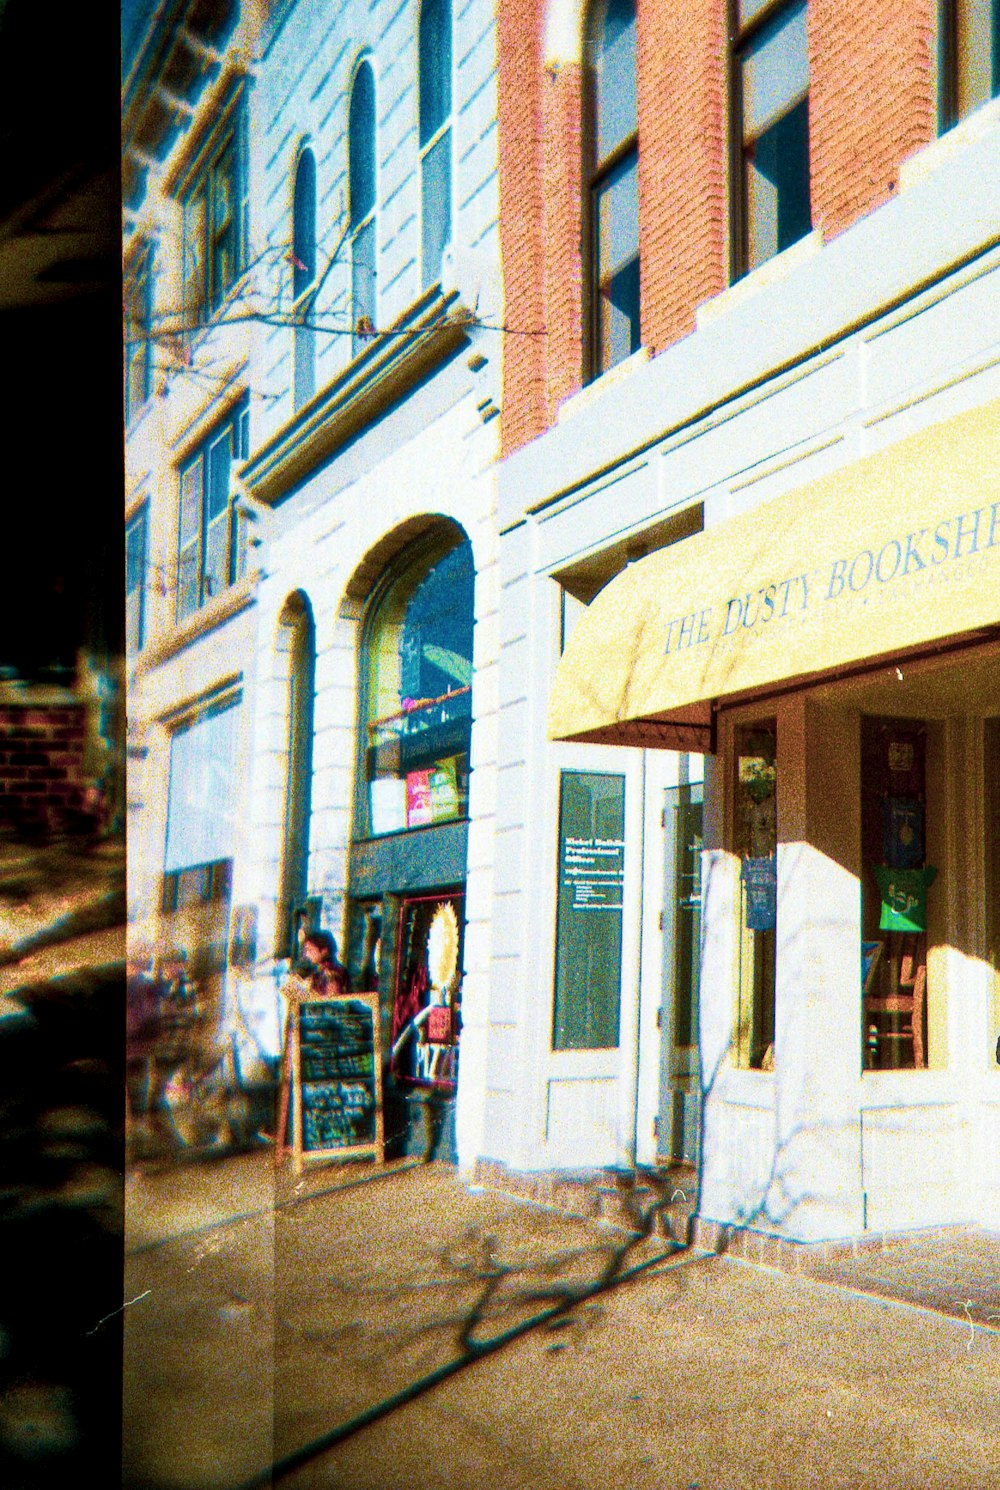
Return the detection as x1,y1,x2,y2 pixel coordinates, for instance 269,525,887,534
350,62,378,351
587,0,639,379
292,148,317,300
126,507,148,655
939,0,1000,130
361,534,474,838
181,104,246,329
419,0,452,145
419,0,452,286
292,148,317,407
125,243,153,423
349,65,377,225
552,771,625,1050
176,402,247,623
735,0,811,277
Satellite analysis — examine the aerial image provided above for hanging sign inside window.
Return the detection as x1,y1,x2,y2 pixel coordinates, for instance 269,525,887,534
871,864,937,932
562,832,625,910
742,855,777,931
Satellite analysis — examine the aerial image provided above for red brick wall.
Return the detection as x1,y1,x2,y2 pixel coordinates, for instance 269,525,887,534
637,0,727,354
497,1,939,456
541,62,585,427
0,706,91,832
808,0,936,241
497,2,549,455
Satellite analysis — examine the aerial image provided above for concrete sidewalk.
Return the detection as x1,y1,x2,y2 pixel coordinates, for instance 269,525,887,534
123,1151,1000,1490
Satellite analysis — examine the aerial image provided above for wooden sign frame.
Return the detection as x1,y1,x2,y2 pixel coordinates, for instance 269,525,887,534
275,984,384,1174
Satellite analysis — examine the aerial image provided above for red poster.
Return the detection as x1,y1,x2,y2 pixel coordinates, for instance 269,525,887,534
405,769,432,827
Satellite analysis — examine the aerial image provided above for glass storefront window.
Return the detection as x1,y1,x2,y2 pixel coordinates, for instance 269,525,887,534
552,770,625,1050
361,533,474,837
734,721,777,1070
860,715,932,1071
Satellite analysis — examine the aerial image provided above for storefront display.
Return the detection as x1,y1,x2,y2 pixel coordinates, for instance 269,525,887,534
861,718,932,1068
390,892,464,1092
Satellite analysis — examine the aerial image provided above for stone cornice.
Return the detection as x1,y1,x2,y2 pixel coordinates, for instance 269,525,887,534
239,285,473,508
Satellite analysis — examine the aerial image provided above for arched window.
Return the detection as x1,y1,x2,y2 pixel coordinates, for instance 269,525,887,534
349,60,378,355
586,0,639,380
418,0,452,288
275,594,315,954
292,146,317,406
360,530,473,838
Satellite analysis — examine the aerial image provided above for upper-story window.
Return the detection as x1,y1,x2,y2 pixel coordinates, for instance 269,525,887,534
349,59,378,355
732,0,811,279
124,241,153,424
939,0,1000,130
126,505,148,656
180,99,248,332
176,400,250,625
586,0,639,381
418,0,452,288
292,145,317,406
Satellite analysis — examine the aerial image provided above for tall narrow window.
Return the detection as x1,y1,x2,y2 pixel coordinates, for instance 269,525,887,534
733,0,811,279
126,506,148,656
176,400,249,624
586,0,639,380
939,0,1000,130
418,0,452,288
181,99,248,329
349,62,378,355
292,147,317,407
125,242,153,424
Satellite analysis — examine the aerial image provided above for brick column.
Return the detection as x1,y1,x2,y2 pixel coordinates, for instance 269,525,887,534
637,0,727,352
809,0,936,242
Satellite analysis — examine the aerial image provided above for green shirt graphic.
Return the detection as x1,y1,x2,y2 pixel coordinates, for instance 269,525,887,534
872,864,937,933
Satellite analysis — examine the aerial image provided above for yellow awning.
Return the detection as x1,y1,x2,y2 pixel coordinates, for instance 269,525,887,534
550,399,1000,751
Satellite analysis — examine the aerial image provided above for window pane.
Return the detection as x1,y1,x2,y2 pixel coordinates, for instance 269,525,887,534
292,148,317,299
164,704,240,873
206,431,231,522
738,0,774,24
126,510,147,654
210,140,237,305
735,723,777,1070
596,148,638,278
352,218,377,353
294,309,316,407
179,459,202,546
745,93,810,269
177,539,201,622
349,64,377,226
421,127,451,287
185,187,207,326
419,0,452,146
203,511,229,599
956,0,999,116
742,0,809,139
595,0,637,162
552,771,625,1050
364,536,474,837
595,147,640,372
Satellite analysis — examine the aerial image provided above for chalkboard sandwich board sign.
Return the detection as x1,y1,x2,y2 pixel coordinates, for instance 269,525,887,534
278,982,384,1174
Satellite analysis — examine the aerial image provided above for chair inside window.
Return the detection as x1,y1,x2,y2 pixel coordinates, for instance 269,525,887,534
863,933,927,1069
